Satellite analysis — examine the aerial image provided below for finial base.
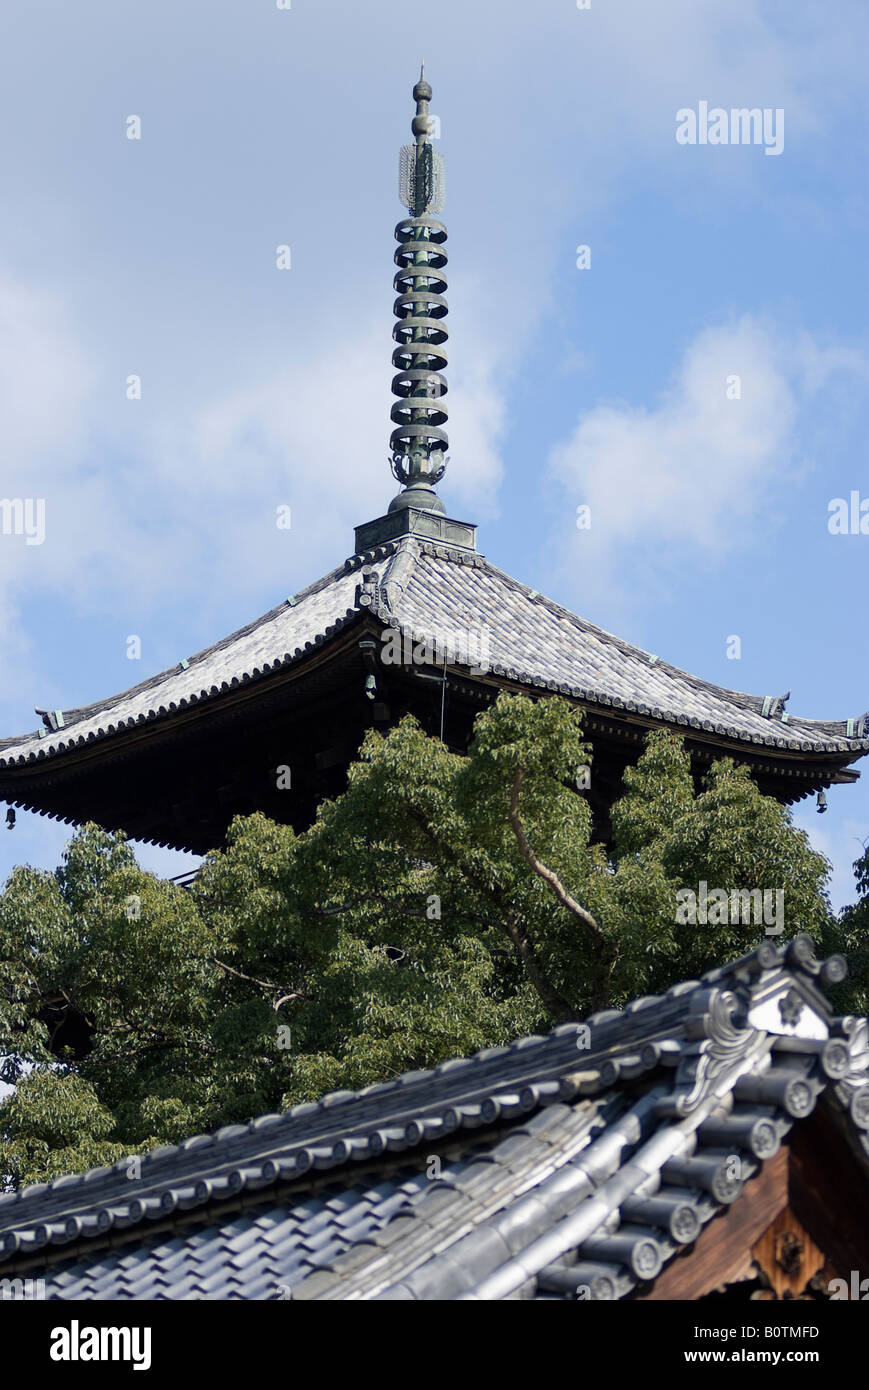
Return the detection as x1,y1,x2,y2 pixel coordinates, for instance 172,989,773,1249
355,506,477,555
387,482,446,515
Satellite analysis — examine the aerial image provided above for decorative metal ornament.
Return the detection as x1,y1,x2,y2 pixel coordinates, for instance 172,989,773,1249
778,988,804,1029
399,142,445,217
388,65,449,515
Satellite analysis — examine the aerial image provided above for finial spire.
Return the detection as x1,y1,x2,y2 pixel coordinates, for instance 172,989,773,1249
388,67,448,515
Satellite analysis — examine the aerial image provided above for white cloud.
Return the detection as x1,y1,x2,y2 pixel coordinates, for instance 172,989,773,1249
546,316,869,605
1,0,864,654
142,308,506,598
0,274,98,693
0,274,95,469
0,260,511,707
0,0,866,711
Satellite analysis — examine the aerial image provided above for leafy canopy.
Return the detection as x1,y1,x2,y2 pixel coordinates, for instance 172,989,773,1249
1,693,862,1186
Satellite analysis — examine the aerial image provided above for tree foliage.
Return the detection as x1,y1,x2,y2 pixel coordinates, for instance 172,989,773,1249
834,840,869,1018
0,693,864,1186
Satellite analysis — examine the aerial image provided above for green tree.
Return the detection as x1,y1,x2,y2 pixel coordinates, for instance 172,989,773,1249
0,693,863,1186
832,840,869,1017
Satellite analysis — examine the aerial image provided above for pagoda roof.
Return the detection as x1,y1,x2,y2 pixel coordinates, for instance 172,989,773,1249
2,936,868,1300
1,535,866,775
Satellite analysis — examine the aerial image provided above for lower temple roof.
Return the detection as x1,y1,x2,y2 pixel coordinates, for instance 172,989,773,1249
2,936,868,1300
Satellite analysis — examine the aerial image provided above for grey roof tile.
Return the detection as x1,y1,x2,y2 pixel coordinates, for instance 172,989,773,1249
7,938,869,1302
301,1240,352,1270
244,1273,286,1301
1,539,865,773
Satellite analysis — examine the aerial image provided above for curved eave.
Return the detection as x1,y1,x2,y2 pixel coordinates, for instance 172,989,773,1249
0,608,366,774
0,536,866,780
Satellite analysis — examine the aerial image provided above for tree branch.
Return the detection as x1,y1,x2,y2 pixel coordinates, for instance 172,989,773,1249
213,958,283,992
508,766,606,952
273,992,305,1011
213,958,309,1011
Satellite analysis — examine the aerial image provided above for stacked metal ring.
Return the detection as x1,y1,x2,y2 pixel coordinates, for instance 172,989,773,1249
390,213,448,480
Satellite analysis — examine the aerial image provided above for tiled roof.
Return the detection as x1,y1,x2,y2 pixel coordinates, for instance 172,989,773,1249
1,537,866,768
0,559,371,767
383,542,868,754
3,936,868,1300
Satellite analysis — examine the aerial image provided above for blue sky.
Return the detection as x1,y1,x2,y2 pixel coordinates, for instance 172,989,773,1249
0,0,866,908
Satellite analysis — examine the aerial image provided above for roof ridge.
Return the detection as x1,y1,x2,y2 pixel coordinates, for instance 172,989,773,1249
0,938,855,1266
421,549,866,739
379,536,422,612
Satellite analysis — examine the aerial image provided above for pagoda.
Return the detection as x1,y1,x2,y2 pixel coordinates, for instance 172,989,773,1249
0,70,866,855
